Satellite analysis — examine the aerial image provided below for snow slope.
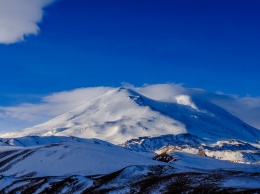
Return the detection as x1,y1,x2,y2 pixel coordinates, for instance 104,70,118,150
1,146,260,193
122,134,260,164
1,87,260,144
0,136,160,177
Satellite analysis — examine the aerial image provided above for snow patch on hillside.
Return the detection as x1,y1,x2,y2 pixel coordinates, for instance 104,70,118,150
0,136,161,177
175,95,198,110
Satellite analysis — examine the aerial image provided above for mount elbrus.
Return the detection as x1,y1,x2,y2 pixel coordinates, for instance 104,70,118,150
1,87,260,193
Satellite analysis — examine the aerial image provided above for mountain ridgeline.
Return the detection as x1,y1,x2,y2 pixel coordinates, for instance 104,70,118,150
2,87,260,143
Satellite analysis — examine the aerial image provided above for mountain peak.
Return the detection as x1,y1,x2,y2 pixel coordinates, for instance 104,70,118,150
1,88,260,144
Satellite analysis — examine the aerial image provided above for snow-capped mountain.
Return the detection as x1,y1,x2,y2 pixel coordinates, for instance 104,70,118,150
1,87,260,192
2,87,260,144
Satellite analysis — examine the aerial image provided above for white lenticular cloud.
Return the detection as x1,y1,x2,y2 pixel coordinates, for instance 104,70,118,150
0,0,55,44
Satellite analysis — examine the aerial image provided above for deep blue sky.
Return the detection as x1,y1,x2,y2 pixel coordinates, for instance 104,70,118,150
1,0,260,105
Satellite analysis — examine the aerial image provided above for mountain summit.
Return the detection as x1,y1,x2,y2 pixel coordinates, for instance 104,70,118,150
2,87,260,143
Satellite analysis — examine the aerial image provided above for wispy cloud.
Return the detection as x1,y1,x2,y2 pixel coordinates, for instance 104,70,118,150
0,84,259,133
0,87,112,132
0,0,56,44
137,84,260,130
210,95,260,131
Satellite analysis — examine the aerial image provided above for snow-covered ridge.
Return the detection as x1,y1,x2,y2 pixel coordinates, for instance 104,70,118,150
1,136,260,193
0,136,160,178
122,134,260,164
1,87,260,144
0,135,95,147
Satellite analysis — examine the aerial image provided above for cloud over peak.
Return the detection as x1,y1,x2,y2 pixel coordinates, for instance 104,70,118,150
0,0,55,44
